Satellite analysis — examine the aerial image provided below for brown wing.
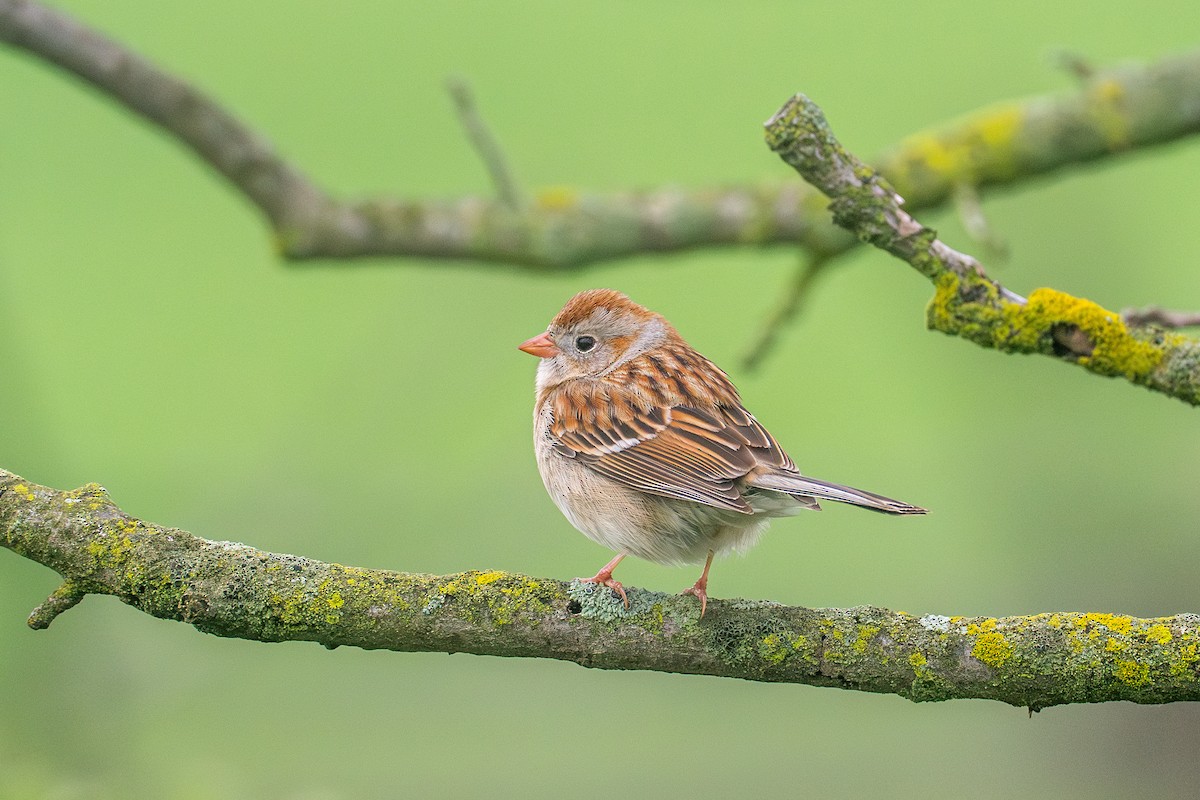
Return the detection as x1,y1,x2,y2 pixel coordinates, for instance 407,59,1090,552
548,383,795,514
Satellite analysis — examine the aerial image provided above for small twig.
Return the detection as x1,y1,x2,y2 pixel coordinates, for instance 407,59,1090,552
953,182,1008,261
741,253,832,371
446,76,524,211
1122,306,1200,329
27,580,85,629
1052,49,1097,81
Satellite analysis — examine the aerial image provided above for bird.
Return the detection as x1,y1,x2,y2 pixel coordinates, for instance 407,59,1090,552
519,288,925,617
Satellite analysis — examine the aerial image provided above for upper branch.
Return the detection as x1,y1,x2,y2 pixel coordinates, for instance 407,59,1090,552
0,0,367,255
764,94,1200,406
4,466,1200,710
4,1,1200,266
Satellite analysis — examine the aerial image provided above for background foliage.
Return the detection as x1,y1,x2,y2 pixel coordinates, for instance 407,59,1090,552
3,2,1200,797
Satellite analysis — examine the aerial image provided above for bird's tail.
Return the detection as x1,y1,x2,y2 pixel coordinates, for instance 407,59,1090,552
750,472,926,515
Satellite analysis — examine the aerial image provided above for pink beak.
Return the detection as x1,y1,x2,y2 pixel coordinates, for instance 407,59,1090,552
518,332,560,358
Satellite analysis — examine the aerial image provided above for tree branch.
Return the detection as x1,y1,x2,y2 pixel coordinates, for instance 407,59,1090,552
4,0,1200,266
5,466,1200,709
740,253,831,371
1123,306,1200,329
764,94,1200,407
445,76,525,212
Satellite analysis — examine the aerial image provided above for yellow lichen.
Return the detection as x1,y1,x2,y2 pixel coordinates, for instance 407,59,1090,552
12,483,33,501
971,631,1014,668
474,571,503,586
928,274,1164,382
889,103,1024,187
1088,78,1130,149
1144,624,1172,645
1115,660,1151,687
534,187,579,211
853,624,881,654
1078,613,1134,635
1026,289,1162,378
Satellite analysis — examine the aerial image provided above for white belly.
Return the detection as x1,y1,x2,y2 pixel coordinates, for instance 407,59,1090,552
534,405,787,565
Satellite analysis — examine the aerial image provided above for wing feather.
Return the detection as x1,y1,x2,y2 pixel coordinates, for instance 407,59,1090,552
547,380,793,514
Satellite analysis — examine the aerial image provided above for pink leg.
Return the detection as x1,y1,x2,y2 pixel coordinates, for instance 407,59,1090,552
681,550,715,618
578,552,629,608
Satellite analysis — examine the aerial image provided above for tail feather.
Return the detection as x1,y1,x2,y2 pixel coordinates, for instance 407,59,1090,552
750,472,926,515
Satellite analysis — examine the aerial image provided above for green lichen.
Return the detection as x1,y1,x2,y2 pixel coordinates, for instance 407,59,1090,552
1169,643,1200,678
1042,613,1200,698
905,649,945,700
1155,341,1200,405
566,579,667,625
70,504,194,620
760,633,789,665
18,467,1200,705
755,631,815,667
421,569,561,627
262,562,419,633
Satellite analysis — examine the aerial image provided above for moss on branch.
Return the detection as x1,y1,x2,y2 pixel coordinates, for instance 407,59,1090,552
4,467,1200,709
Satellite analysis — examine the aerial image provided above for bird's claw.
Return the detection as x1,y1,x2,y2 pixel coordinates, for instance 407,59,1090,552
681,583,708,618
578,573,630,609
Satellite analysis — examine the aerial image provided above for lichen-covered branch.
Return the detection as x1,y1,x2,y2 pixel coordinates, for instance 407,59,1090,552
764,94,1200,406
4,1,1200,266
4,467,1200,709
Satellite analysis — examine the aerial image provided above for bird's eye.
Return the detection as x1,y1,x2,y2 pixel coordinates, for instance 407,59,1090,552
575,335,596,352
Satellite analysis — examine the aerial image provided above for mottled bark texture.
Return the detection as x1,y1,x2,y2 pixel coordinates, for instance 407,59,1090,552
4,468,1200,709
4,0,1200,265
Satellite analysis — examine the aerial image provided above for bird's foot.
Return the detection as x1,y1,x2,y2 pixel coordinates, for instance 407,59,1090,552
681,580,708,618
577,570,629,609
681,551,714,618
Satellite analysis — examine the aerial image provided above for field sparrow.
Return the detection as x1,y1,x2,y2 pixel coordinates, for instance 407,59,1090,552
520,289,925,616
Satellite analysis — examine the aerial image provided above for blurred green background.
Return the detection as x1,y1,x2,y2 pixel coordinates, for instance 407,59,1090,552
3,2,1200,798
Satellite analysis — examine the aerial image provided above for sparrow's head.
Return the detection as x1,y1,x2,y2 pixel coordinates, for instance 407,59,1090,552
519,289,668,386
